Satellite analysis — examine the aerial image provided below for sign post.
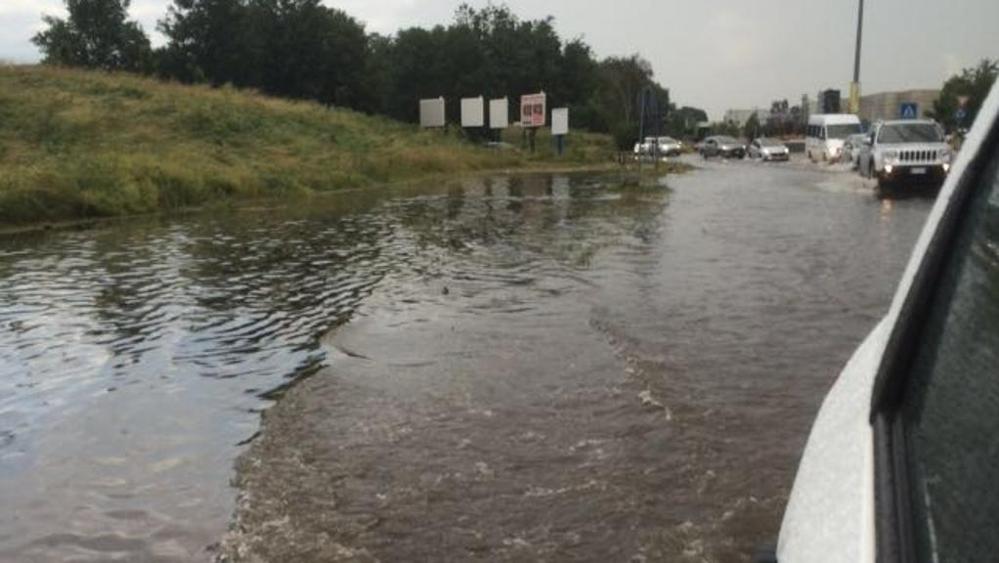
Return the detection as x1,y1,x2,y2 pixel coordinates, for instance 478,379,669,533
489,97,508,142
899,102,919,120
460,96,485,141
551,107,569,157
419,97,446,129
520,92,546,153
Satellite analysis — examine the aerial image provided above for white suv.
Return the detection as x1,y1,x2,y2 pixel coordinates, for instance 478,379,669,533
858,120,954,190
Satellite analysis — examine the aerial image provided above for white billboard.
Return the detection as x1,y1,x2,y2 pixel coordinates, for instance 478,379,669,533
551,107,569,135
489,97,509,129
460,96,485,127
419,97,445,128
520,92,546,127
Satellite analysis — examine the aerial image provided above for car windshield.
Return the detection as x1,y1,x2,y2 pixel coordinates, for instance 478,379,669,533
826,124,862,139
759,139,783,147
878,123,944,144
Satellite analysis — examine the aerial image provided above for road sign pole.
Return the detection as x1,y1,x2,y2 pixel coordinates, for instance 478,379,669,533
849,0,864,114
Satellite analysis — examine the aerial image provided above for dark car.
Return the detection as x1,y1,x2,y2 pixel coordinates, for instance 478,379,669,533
700,136,746,159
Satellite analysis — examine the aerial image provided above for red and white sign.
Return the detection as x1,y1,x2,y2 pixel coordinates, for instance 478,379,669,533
520,93,546,128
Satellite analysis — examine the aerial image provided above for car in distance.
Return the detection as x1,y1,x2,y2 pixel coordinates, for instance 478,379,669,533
857,119,953,191
841,133,868,169
700,136,746,159
747,138,790,161
653,136,683,156
634,136,683,157
806,114,863,163
759,80,999,563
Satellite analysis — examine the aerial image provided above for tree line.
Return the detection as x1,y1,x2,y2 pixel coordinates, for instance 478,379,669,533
929,59,997,133
33,0,698,148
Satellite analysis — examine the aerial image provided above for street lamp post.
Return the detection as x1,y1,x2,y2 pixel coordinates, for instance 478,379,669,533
849,0,865,115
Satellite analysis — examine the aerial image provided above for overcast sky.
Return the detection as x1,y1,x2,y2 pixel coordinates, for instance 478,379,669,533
1,0,996,119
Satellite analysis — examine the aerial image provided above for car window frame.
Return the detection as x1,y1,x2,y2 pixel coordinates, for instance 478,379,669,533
869,103,999,563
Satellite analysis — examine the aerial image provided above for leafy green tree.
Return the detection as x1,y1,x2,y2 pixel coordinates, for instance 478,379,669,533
152,0,677,137
712,121,741,138
244,0,368,107
158,0,251,84
159,0,369,107
370,4,607,126
664,106,708,138
930,59,998,132
33,0,152,72
587,55,669,148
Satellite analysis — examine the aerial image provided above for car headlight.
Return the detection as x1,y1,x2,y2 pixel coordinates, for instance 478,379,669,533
882,150,899,163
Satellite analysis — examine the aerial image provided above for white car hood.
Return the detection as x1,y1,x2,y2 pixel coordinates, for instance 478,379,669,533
776,319,886,563
778,79,999,563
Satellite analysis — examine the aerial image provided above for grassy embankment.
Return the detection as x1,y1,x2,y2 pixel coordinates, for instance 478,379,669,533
0,66,620,225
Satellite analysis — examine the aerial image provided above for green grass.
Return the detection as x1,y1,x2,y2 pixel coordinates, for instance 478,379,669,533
0,66,617,224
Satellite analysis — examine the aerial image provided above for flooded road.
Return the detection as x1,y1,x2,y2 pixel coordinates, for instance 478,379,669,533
0,159,932,561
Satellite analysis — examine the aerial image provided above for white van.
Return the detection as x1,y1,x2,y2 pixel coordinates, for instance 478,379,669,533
806,114,863,163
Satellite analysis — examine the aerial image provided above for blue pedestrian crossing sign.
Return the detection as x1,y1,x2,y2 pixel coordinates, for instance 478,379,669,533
900,102,919,119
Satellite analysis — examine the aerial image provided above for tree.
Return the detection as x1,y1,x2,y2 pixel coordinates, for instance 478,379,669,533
159,0,369,107
664,106,708,138
370,4,612,126
930,59,998,132
158,0,251,84
713,121,741,138
33,0,152,72
244,0,369,107
589,55,669,148
152,0,679,135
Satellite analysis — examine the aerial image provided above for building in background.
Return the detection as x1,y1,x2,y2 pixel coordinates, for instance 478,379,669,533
723,108,771,128
858,89,940,123
817,89,842,114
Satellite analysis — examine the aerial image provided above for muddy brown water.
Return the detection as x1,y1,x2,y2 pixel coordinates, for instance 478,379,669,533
0,159,932,561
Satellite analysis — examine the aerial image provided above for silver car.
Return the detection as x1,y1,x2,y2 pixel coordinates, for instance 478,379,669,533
747,138,790,161
700,136,746,159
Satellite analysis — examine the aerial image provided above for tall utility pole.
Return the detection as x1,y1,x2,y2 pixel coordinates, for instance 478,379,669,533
849,0,865,114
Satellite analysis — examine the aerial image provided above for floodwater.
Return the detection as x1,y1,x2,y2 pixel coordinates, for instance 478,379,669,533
0,158,932,562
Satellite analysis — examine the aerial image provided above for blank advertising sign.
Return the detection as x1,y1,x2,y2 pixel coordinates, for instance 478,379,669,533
489,97,509,129
461,96,485,127
520,93,546,128
419,98,445,128
551,107,569,135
